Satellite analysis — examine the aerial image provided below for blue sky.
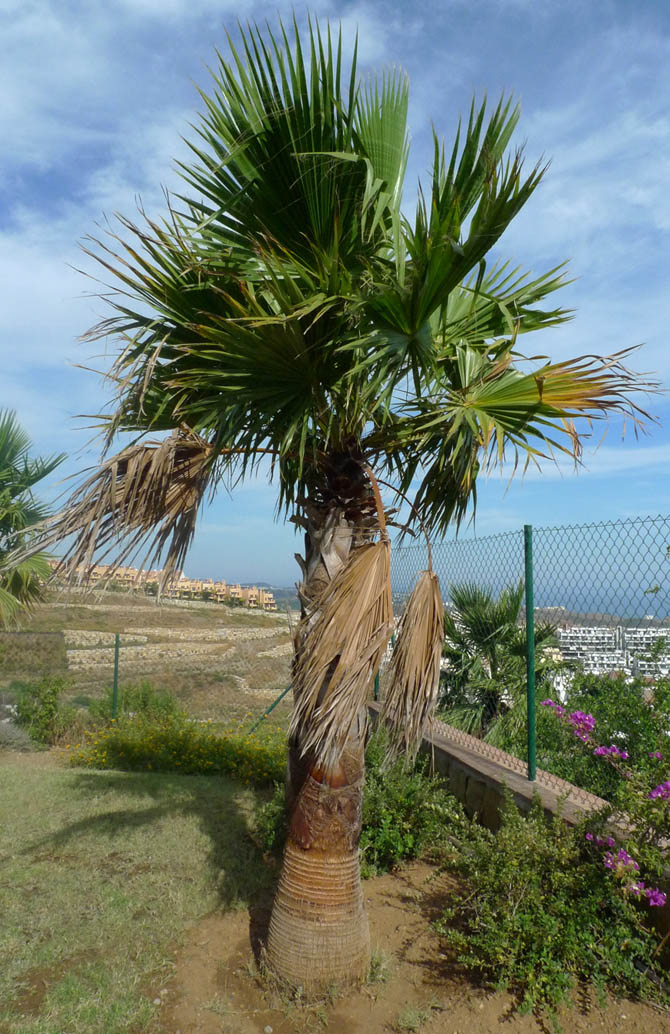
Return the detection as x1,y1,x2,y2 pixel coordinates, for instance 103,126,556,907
2,0,670,586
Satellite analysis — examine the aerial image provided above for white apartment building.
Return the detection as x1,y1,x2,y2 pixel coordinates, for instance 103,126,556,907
557,624,670,676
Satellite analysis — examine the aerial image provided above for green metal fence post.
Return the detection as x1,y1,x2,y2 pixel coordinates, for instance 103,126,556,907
524,525,536,782
112,633,120,719
248,684,293,734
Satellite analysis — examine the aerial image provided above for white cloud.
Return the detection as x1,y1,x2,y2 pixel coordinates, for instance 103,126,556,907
503,25,670,258
111,0,252,18
493,441,670,483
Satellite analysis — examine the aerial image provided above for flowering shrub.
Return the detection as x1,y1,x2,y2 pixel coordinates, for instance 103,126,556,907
68,713,287,787
650,780,670,800
540,698,668,912
501,672,670,800
441,700,670,1023
439,791,669,1024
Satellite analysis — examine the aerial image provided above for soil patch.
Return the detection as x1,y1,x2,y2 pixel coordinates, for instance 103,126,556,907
154,862,670,1034
9,950,99,1018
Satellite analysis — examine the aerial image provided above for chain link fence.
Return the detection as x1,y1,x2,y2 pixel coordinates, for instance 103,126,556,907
0,630,67,688
533,516,670,677
391,529,524,614
390,514,670,783
392,514,670,677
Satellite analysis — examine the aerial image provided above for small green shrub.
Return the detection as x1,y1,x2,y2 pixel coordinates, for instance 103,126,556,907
255,781,289,854
88,680,184,722
14,676,75,745
255,731,468,876
361,739,467,877
439,791,668,1023
69,713,287,786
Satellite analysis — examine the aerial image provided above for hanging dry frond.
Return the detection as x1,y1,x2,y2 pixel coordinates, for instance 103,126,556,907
290,536,393,771
3,430,213,592
381,569,443,761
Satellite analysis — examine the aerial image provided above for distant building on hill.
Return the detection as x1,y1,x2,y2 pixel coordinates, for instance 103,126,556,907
46,559,277,611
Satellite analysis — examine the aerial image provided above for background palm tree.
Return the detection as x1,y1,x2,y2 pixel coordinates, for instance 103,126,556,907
0,411,65,626
6,18,654,990
440,581,558,742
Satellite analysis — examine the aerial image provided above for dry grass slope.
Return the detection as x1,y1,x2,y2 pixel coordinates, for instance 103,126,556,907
1,589,294,730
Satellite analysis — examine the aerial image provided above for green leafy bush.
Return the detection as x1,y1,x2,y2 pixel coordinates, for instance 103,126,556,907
255,732,468,876
255,782,289,854
14,676,75,744
69,713,287,786
497,672,670,800
439,792,668,1023
360,737,467,876
88,680,184,723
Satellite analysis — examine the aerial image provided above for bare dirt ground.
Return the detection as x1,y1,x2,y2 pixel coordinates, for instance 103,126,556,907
155,862,670,1034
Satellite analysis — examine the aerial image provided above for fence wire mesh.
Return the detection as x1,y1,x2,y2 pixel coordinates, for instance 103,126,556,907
391,529,524,614
533,515,670,678
392,514,670,678
0,630,67,685
390,514,670,783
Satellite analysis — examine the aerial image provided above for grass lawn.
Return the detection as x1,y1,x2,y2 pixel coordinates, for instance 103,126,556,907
0,754,273,1034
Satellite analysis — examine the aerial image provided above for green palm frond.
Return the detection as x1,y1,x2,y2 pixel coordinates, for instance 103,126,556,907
0,553,52,626
439,261,573,347
0,411,65,523
179,17,407,269
369,343,655,534
19,15,655,594
0,411,65,626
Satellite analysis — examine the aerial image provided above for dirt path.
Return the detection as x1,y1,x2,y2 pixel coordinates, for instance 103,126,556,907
154,862,670,1034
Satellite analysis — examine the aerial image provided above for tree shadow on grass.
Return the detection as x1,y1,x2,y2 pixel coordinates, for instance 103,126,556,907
22,769,279,926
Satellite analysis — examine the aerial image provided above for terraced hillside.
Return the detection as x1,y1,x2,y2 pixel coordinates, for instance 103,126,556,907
0,590,294,728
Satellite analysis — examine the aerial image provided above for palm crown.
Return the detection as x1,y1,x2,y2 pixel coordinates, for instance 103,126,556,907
29,17,649,586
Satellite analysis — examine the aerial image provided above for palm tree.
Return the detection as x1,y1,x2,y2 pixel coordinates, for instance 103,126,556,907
0,411,65,626
6,18,654,989
440,581,558,741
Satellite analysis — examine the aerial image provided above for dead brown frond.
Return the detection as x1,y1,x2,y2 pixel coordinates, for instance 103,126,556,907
290,537,393,770
5,430,213,592
380,569,443,762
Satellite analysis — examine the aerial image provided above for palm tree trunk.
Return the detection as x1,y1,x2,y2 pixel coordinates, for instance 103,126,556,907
265,732,369,989
265,457,377,990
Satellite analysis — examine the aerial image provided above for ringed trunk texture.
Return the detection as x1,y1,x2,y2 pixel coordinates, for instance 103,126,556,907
265,736,369,989
265,456,379,991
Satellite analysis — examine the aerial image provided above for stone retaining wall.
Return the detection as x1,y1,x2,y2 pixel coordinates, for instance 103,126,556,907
369,703,606,830
124,627,282,642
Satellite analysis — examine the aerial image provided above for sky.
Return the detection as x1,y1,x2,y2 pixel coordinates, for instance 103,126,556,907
2,0,670,586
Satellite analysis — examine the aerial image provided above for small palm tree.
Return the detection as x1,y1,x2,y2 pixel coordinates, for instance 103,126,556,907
441,581,558,740
0,411,65,626
6,18,654,989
